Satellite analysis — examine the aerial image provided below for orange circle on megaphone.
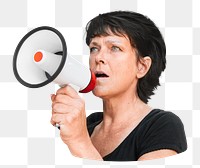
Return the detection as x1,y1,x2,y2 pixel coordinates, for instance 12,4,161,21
34,52,43,62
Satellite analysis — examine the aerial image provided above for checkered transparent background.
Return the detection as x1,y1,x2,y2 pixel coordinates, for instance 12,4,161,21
0,0,199,167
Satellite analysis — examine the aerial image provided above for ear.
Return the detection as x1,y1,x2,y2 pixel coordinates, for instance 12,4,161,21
136,56,152,79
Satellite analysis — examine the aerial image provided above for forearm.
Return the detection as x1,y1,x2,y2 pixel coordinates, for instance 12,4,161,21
67,137,103,160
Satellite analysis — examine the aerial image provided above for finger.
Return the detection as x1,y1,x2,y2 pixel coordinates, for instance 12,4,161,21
52,103,77,114
50,118,56,126
56,85,79,99
51,113,64,125
51,94,56,102
53,94,74,105
50,114,61,126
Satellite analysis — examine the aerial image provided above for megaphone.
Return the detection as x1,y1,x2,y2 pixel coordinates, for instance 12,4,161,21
13,26,96,93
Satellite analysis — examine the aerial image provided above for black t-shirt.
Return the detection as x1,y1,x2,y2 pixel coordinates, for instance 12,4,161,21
87,109,187,161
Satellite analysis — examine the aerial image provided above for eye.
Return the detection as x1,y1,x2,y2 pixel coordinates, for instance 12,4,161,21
111,46,121,52
90,47,99,53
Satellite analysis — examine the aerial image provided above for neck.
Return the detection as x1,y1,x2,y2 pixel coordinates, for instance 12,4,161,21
102,89,149,126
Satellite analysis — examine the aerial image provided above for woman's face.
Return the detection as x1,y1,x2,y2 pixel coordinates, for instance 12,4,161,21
89,33,140,99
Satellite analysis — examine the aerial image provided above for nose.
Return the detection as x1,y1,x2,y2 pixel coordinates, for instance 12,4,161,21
95,49,107,64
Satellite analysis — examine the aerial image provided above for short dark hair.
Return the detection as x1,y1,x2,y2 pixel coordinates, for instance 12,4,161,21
85,11,166,103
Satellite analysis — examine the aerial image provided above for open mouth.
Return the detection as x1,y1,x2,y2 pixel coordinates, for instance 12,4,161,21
95,71,109,78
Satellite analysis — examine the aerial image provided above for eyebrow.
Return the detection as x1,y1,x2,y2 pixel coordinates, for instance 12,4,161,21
89,41,100,47
89,39,123,47
106,39,122,44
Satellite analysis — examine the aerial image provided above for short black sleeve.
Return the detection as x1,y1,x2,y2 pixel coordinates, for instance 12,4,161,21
87,112,103,136
137,111,187,158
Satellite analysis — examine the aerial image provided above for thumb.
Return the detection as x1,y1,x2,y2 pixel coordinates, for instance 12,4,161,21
51,94,56,101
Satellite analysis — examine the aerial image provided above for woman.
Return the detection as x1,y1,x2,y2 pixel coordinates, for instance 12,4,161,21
50,11,187,161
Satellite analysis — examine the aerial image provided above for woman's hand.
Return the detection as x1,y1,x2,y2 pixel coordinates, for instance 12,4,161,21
50,85,89,145
50,85,102,160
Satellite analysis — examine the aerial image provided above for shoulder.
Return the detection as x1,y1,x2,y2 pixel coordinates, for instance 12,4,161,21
142,109,184,128
136,109,187,157
139,109,186,136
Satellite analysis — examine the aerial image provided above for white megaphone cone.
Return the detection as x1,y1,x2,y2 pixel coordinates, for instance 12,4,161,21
13,26,96,93
33,50,96,92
